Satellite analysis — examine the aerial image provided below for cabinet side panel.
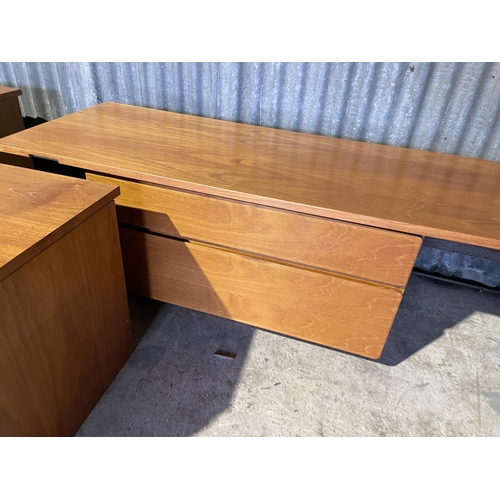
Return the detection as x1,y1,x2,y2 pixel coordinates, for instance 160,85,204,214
0,97,25,137
0,202,131,437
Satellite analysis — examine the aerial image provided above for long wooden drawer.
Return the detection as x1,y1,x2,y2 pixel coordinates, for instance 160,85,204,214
119,228,403,359
88,173,421,288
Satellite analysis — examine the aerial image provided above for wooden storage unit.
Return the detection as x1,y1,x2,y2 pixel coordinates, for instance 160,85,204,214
0,86,32,168
0,86,24,137
0,164,131,436
1,102,499,359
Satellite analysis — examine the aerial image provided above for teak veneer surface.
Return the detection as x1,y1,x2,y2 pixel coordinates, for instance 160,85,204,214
0,86,22,101
0,203,131,436
89,173,421,288
120,228,403,359
0,163,119,281
0,102,499,249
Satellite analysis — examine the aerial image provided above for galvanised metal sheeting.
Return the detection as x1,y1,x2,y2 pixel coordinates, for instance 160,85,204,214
1,62,499,285
2,62,500,160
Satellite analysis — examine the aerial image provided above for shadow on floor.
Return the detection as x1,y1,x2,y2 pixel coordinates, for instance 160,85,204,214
377,274,500,366
76,273,500,436
77,293,255,437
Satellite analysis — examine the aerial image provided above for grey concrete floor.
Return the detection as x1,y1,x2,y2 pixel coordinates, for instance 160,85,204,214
77,273,500,437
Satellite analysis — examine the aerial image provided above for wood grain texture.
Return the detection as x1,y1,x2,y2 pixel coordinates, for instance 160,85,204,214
0,203,131,436
88,173,421,287
120,228,403,359
0,90,24,138
0,102,498,249
0,86,22,102
0,163,119,281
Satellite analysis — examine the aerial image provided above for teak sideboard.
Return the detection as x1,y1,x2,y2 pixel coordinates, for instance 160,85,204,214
1,102,499,359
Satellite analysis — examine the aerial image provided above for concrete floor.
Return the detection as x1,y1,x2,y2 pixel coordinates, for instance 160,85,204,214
77,273,500,437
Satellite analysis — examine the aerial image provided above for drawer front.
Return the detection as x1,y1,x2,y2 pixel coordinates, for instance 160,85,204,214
119,228,403,359
88,173,421,288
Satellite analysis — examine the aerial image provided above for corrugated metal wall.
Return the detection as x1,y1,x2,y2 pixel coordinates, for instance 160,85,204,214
1,62,499,286
3,62,500,161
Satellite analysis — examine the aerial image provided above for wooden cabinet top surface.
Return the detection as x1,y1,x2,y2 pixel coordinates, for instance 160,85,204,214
0,86,22,102
0,102,499,249
0,163,119,281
